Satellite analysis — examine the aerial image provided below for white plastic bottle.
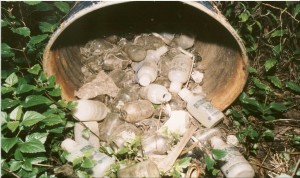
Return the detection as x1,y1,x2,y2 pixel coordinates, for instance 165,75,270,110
74,122,100,148
174,34,195,49
72,99,109,121
158,110,189,136
139,84,172,104
210,137,255,178
144,45,168,63
61,138,115,178
168,53,193,93
137,60,158,86
178,88,224,128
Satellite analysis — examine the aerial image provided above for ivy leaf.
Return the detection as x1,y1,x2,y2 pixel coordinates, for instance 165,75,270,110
294,4,300,16
253,78,270,91
204,155,215,171
177,157,191,169
248,66,257,74
273,44,282,55
1,98,20,110
267,76,282,88
11,27,31,37
29,34,48,45
264,58,277,72
14,148,24,160
16,83,36,94
10,105,23,121
239,11,250,22
270,29,288,38
27,156,47,164
5,72,18,87
7,121,19,133
27,64,41,75
81,157,95,169
286,81,300,93
22,95,52,108
212,149,227,160
54,2,70,14
22,111,46,127
2,86,14,94
1,19,8,27
1,43,14,57
1,137,18,153
263,129,274,139
42,113,64,126
39,22,57,33
24,1,41,5
19,139,46,153
269,102,287,112
26,133,48,144
48,86,61,97
9,160,23,172
22,159,33,171
1,112,8,124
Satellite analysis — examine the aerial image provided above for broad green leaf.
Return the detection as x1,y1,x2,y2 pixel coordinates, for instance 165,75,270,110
29,34,48,45
263,115,276,121
24,1,41,5
27,64,41,75
1,112,8,124
9,160,22,172
253,78,270,90
19,139,46,153
1,86,14,94
39,22,57,33
48,86,61,97
16,83,36,94
177,157,191,169
212,149,227,160
7,121,19,133
1,137,18,153
10,106,23,120
26,133,48,144
5,72,18,86
42,113,63,126
286,81,300,93
81,157,95,169
27,156,47,164
264,58,277,72
1,43,14,57
239,11,250,22
270,29,288,38
273,44,282,55
22,159,33,171
295,4,300,16
1,98,20,110
14,148,24,160
248,66,257,74
22,95,52,108
54,2,70,14
267,76,282,88
204,155,215,171
1,19,8,27
11,27,31,37
263,129,274,138
35,2,55,11
239,92,263,112
22,111,46,127
269,102,287,112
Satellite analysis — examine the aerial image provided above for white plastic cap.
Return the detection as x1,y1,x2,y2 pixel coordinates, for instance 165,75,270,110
161,92,172,102
169,81,183,93
178,88,193,101
61,138,78,152
139,74,151,86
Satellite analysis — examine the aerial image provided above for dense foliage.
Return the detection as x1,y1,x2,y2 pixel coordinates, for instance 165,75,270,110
1,1,300,178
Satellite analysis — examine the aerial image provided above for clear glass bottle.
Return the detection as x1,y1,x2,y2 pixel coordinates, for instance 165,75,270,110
98,113,125,142
144,45,168,63
178,88,224,128
72,99,109,121
125,44,147,62
168,53,193,93
210,137,255,178
109,123,141,148
120,100,154,123
142,133,172,155
61,138,115,178
139,84,172,104
117,160,160,178
74,122,100,148
112,85,140,110
174,34,195,49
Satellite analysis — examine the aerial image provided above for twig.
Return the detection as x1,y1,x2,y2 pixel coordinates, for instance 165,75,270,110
180,139,199,156
157,123,198,173
262,3,300,23
1,168,21,178
292,159,300,177
259,148,270,173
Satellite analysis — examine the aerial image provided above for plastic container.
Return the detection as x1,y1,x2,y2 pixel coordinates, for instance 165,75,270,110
178,88,224,128
144,45,168,63
174,34,195,49
142,133,171,155
125,44,147,62
159,110,189,136
168,53,193,93
74,122,100,148
137,60,158,86
61,138,115,177
98,113,125,142
139,84,172,104
210,137,255,178
72,99,109,121
117,160,160,177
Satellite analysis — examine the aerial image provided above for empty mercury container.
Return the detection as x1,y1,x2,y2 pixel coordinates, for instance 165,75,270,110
43,1,248,121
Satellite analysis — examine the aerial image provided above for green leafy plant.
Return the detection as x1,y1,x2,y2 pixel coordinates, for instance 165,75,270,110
204,149,227,176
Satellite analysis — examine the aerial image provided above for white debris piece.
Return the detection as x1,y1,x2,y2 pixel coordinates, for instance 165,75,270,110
191,71,204,83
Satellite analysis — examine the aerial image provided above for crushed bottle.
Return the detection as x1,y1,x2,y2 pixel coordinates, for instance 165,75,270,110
120,100,154,123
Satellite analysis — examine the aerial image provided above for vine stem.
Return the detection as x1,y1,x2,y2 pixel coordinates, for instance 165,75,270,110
292,158,300,177
1,168,21,178
261,3,300,23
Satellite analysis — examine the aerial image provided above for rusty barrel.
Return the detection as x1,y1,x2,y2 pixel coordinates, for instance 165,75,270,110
43,1,248,111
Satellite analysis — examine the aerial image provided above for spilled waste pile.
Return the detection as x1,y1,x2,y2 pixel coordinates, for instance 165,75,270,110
61,32,255,177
